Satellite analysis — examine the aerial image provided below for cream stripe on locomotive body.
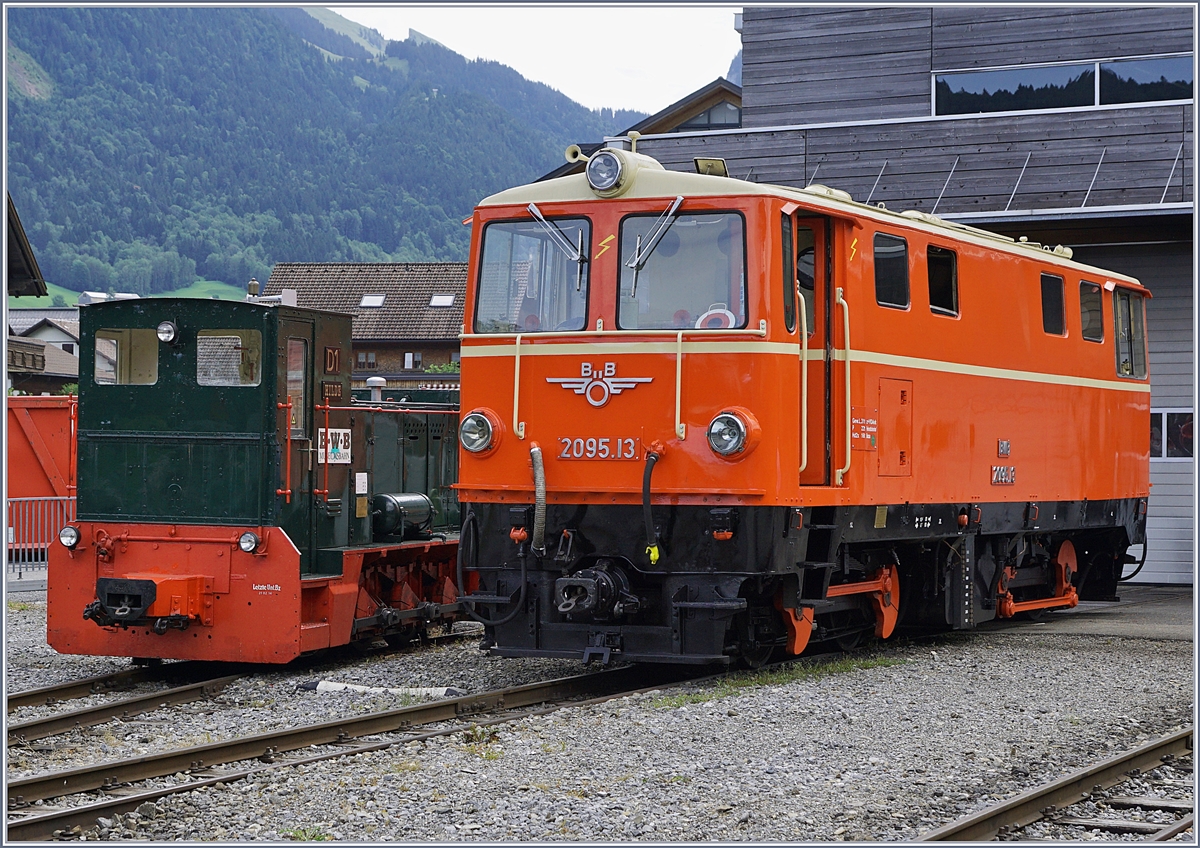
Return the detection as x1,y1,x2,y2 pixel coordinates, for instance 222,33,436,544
461,341,1150,394
456,142,1150,666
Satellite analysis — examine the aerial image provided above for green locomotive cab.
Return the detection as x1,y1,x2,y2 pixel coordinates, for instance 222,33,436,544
50,298,461,663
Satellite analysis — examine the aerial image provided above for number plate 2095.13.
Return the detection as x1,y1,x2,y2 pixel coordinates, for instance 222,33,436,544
558,436,640,461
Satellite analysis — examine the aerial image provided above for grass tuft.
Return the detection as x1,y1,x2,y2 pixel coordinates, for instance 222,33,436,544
282,826,332,841
652,654,906,708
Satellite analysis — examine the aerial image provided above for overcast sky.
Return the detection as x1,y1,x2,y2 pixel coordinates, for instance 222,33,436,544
330,5,743,115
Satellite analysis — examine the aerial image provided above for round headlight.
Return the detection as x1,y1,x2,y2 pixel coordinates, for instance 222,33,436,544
586,151,622,192
238,531,260,553
156,321,178,343
460,412,494,453
707,413,747,456
58,526,81,549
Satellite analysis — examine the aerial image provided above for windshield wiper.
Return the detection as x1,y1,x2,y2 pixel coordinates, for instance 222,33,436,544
527,203,588,291
623,195,684,297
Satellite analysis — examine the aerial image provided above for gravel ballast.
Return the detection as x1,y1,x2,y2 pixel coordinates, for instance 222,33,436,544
5,593,1193,842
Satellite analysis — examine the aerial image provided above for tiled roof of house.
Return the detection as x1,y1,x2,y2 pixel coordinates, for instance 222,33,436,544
7,308,80,336
264,263,467,342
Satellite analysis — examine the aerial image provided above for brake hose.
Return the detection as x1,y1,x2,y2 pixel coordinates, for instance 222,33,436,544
1118,539,1148,581
530,443,546,556
456,509,528,627
643,450,661,564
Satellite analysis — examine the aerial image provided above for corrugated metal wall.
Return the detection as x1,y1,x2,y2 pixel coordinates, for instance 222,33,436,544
1071,243,1194,585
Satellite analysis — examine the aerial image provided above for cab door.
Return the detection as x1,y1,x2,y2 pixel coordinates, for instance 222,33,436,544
277,318,316,572
783,212,830,485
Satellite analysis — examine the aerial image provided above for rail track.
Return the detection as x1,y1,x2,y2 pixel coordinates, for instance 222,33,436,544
5,664,697,841
919,726,1194,841
5,630,475,745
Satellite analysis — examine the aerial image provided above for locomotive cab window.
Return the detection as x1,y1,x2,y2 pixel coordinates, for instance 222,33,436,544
474,217,589,334
1114,289,1147,378
286,338,309,437
618,212,746,330
873,233,909,309
94,328,158,385
796,226,817,335
1041,274,1065,335
1079,282,1104,342
197,330,262,386
927,246,958,316
781,214,795,333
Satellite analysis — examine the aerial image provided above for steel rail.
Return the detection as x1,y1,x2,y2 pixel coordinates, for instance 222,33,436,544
8,669,165,714
1150,812,1195,841
5,666,698,842
7,631,473,716
7,676,241,745
7,666,652,805
918,726,1193,841
6,661,227,713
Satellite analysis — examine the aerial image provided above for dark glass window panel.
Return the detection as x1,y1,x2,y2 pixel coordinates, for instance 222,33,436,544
1041,274,1065,335
711,101,742,126
1150,412,1164,458
928,246,958,316
796,227,816,335
936,65,1094,115
676,102,741,131
1079,282,1104,342
1113,290,1147,378
1101,56,1193,104
1166,412,1193,458
874,233,909,309
781,214,795,333
286,338,308,436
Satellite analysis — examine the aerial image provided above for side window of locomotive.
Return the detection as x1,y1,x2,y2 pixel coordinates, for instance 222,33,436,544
1079,281,1104,342
474,217,589,334
927,246,958,316
286,338,309,436
873,233,909,309
1114,289,1147,378
618,212,746,330
781,214,795,333
1040,273,1065,335
197,330,263,386
93,328,158,385
796,225,816,335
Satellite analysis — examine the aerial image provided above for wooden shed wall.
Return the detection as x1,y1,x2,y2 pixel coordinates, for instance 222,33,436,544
636,105,1192,215
741,6,1194,126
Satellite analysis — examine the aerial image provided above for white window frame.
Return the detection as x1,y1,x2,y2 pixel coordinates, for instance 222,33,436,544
1150,407,1194,463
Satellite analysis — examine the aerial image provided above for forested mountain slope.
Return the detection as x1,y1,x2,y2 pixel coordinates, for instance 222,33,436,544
6,8,643,294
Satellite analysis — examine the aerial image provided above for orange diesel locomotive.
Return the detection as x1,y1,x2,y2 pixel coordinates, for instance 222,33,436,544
454,141,1150,666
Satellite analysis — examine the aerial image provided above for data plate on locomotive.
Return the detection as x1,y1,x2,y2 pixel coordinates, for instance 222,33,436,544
557,436,641,460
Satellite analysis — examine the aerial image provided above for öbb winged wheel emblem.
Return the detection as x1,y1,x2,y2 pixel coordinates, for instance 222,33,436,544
547,362,652,408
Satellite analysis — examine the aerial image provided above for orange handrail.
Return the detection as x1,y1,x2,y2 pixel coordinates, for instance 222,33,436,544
276,396,293,503
68,397,78,492
314,401,331,498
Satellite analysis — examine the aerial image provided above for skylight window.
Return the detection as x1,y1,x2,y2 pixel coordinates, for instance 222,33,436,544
429,294,455,307
360,294,386,308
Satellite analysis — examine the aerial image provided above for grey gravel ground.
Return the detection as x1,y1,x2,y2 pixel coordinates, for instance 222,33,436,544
4,592,1194,842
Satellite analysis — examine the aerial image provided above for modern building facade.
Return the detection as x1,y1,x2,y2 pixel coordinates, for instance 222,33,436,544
628,6,1194,584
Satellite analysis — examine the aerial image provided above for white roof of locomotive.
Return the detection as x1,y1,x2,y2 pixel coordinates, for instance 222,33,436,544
478,150,1144,290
